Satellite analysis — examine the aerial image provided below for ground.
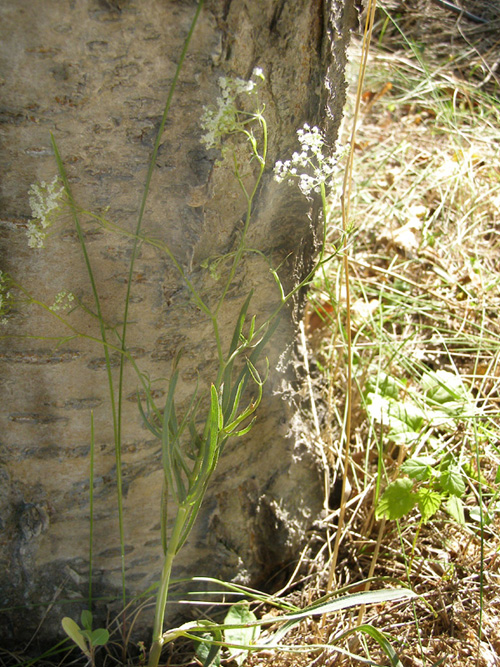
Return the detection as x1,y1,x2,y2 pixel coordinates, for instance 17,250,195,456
247,1,500,665
3,1,500,665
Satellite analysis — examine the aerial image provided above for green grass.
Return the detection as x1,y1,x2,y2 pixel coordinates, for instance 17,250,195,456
302,6,500,665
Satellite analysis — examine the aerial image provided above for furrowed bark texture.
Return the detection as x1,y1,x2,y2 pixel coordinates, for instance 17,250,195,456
0,0,355,646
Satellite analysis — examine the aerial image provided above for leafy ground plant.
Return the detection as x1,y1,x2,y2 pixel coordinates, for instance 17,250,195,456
297,2,500,665
61,612,109,667
1,2,391,666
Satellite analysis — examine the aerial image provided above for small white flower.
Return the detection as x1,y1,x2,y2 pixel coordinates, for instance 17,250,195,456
0,271,13,324
200,70,264,150
27,176,64,248
273,123,341,197
50,291,75,312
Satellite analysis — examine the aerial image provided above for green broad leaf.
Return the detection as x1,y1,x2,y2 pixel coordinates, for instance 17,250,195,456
376,478,417,520
224,603,260,666
440,462,466,497
61,617,89,656
468,505,487,525
446,494,465,525
195,634,221,667
367,393,426,443
365,371,400,400
89,628,109,647
416,488,442,523
421,370,472,414
80,610,92,631
495,465,500,484
463,461,489,486
389,401,426,434
401,456,437,481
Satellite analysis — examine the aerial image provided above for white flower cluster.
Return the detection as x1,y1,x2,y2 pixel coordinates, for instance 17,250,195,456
0,271,13,325
274,123,340,196
50,290,75,313
200,68,264,150
27,176,64,248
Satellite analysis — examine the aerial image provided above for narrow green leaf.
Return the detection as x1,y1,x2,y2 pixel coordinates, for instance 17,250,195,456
160,477,169,555
225,375,246,425
266,588,416,646
376,478,417,520
80,609,92,631
61,618,89,656
137,393,162,438
224,603,260,665
229,416,257,438
354,624,405,667
230,292,253,357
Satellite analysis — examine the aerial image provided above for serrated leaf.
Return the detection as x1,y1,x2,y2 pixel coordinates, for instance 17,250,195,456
89,628,109,647
401,456,437,481
224,603,260,666
440,463,466,497
61,618,89,655
446,495,465,525
376,478,417,520
416,488,442,523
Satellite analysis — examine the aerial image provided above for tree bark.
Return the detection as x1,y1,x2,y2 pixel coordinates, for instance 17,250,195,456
0,0,355,647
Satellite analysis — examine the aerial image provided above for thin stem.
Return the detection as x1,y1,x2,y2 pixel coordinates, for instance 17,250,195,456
215,116,268,320
89,412,95,610
51,134,127,604
326,0,377,593
148,505,190,667
122,0,205,609
117,0,206,398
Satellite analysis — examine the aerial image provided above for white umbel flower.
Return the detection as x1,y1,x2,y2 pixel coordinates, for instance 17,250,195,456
27,176,64,248
274,124,341,196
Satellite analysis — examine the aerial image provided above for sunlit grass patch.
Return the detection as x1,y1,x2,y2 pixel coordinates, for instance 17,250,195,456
303,6,500,666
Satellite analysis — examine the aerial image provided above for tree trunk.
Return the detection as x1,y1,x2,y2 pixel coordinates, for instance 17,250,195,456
0,0,355,647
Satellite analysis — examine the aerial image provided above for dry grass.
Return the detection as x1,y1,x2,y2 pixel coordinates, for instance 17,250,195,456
244,3,500,667
278,3,500,666
4,3,500,667
155,5,500,666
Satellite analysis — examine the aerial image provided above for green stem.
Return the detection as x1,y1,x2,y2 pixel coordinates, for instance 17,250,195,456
148,505,190,667
215,116,268,320
89,412,95,609
51,134,127,604
113,0,205,613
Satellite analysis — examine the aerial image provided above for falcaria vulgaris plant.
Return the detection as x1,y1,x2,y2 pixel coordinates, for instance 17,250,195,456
1,2,398,665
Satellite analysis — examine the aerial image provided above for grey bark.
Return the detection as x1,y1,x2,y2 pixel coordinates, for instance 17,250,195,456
0,0,355,647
